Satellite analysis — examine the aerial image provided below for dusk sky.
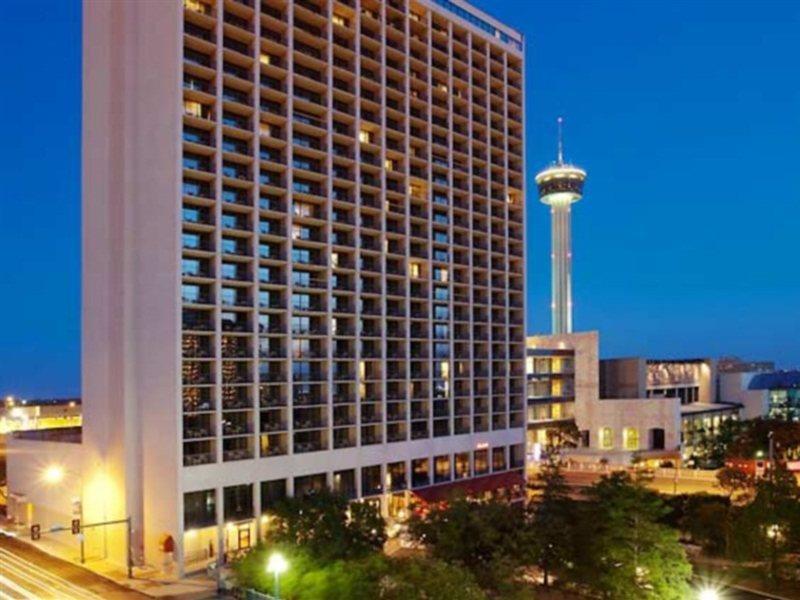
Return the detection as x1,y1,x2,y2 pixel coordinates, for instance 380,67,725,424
1,0,798,398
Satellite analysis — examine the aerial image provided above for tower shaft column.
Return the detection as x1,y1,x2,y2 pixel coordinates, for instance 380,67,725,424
550,204,573,334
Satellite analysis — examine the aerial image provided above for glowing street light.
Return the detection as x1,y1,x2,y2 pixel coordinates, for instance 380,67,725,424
42,464,65,485
266,551,288,599
698,587,721,600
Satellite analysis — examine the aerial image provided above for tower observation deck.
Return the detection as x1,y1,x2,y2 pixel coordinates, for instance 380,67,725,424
535,118,587,334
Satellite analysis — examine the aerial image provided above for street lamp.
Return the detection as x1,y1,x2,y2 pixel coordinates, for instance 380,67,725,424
698,587,721,600
266,551,288,599
42,464,64,485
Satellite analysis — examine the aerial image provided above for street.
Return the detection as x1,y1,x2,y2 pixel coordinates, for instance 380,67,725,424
0,534,146,600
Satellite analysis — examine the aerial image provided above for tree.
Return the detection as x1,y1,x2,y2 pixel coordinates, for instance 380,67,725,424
268,489,385,561
729,466,800,581
529,459,575,586
576,472,692,599
543,420,581,456
668,494,729,555
233,546,487,600
375,556,487,600
407,496,533,592
716,465,754,507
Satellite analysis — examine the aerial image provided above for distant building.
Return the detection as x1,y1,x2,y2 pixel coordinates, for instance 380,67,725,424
601,357,739,461
720,368,800,422
527,333,682,466
0,396,81,435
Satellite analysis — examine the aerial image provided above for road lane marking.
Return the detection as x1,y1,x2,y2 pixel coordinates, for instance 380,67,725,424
0,573,40,600
0,548,104,600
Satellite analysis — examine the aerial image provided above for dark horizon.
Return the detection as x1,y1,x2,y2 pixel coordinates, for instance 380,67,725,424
1,0,798,398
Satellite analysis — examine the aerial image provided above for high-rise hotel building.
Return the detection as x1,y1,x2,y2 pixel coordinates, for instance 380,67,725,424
83,0,525,572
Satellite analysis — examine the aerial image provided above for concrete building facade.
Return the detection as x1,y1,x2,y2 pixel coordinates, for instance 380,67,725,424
76,0,527,574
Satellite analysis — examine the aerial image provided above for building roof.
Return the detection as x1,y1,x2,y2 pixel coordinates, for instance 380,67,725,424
748,370,800,391
680,402,740,416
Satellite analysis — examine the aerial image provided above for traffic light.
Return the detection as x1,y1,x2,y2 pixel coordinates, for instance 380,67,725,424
71,519,81,535
30,524,41,540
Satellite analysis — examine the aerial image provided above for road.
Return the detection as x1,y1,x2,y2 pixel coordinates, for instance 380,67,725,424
0,534,146,599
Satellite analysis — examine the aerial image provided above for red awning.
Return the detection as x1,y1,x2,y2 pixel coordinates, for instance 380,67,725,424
412,470,525,503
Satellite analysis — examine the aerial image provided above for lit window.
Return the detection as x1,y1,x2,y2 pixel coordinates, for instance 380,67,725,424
183,101,203,118
599,427,613,450
332,14,348,26
259,54,271,65
623,428,639,451
184,0,209,15
385,159,394,171
359,129,372,143
260,123,272,137
409,262,421,278
551,403,562,419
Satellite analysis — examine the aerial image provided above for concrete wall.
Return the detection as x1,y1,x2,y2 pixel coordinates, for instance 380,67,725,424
83,0,182,569
6,439,83,530
719,372,769,420
579,397,681,457
600,358,646,399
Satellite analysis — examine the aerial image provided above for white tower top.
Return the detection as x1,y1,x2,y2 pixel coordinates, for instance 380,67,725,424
535,118,587,334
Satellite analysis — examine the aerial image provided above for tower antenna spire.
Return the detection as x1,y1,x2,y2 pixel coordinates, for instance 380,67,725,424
557,116,564,165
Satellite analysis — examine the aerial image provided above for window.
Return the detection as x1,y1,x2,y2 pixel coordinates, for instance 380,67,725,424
492,447,506,472
623,428,639,451
433,305,449,320
295,473,327,497
182,258,201,276
184,489,216,529
260,479,286,512
221,287,237,306
409,262,422,278
433,267,448,282
387,461,407,491
411,458,430,488
599,427,614,450
291,316,310,334
292,293,311,310
473,449,489,475
434,455,451,483
333,469,357,499
454,452,470,479
362,464,383,496
359,129,372,143
224,484,253,521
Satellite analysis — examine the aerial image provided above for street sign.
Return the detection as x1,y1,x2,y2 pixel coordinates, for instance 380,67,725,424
30,524,41,540
71,518,81,534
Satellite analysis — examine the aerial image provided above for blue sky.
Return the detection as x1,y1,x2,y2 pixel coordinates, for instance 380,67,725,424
0,1,798,397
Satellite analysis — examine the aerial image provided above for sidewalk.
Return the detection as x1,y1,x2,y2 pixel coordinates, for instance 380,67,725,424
0,520,218,599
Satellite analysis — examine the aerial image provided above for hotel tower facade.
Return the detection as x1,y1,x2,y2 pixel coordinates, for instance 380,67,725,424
83,0,525,572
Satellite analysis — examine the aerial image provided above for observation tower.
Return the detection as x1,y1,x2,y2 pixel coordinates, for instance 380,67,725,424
535,118,587,334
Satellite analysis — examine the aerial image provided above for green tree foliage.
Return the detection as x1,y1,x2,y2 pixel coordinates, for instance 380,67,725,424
716,465,755,504
575,472,692,599
407,496,534,592
233,546,487,600
728,466,800,577
529,459,576,586
667,494,730,555
543,420,582,456
268,490,386,561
